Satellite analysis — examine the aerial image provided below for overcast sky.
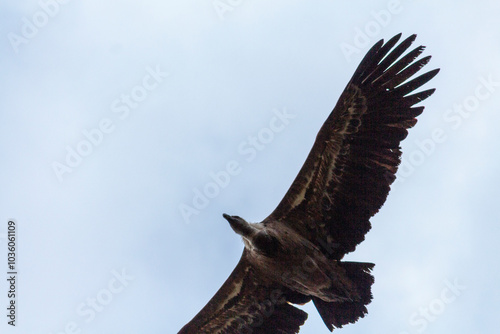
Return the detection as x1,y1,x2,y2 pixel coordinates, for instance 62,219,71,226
1,1,499,333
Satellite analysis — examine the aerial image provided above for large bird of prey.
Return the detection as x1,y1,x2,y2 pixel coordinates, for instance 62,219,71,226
179,33,439,333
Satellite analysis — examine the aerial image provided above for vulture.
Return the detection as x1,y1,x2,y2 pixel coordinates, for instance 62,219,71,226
178,33,439,333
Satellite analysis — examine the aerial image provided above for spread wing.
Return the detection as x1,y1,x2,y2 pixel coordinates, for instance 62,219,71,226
264,34,439,260
178,249,309,334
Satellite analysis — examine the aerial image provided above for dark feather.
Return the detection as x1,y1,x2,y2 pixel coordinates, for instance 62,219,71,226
264,34,439,260
178,251,307,334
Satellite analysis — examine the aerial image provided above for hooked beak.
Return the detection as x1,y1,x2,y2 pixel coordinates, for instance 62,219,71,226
222,213,255,238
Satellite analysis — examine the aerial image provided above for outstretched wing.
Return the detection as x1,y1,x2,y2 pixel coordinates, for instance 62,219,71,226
178,250,309,334
264,34,439,260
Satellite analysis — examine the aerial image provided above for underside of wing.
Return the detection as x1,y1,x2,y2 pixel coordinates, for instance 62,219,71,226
264,34,439,259
178,250,309,334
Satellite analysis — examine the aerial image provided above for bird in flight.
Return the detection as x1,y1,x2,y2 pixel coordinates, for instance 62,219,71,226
178,33,439,333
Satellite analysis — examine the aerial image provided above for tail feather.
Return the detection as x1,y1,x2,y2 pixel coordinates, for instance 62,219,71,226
313,262,374,331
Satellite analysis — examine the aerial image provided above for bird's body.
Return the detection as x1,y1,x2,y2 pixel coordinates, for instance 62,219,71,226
232,217,364,304
179,33,439,333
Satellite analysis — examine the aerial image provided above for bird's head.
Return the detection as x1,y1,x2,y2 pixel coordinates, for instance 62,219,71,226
223,213,256,239
223,213,280,257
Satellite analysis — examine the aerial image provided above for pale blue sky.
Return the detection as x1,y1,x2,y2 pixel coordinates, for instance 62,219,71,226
1,1,499,333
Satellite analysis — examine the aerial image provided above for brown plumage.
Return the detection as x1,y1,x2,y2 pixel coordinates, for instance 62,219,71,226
178,33,439,333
